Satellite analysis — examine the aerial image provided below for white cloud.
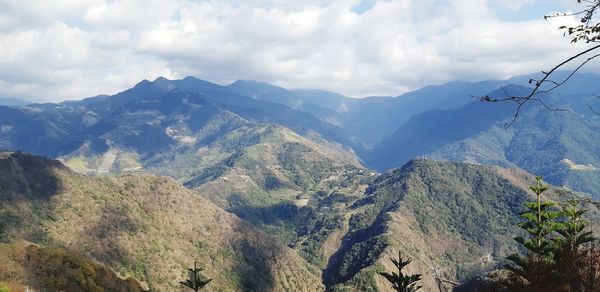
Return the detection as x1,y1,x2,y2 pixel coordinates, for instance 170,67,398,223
494,0,535,11
0,0,593,101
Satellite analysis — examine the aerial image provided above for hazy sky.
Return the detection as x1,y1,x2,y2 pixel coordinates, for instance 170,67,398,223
0,0,595,102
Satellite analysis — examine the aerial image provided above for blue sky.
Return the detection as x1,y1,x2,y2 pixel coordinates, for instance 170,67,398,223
0,0,594,102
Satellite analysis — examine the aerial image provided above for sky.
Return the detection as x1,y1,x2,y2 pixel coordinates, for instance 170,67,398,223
0,0,595,102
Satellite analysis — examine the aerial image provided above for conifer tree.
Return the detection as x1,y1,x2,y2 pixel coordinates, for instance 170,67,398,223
506,176,562,289
179,261,212,292
378,251,422,292
556,198,594,254
554,197,595,290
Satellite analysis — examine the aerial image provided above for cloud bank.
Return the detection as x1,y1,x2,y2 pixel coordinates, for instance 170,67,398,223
0,0,590,101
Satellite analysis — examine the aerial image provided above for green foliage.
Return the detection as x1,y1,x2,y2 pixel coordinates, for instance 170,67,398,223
555,198,595,253
295,212,344,265
179,261,212,291
378,251,422,292
263,172,282,190
506,177,561,288
506,176,597,290
333,268,380,291
507,177,561,273
277,142,340,188
184,151,243,188
552,197,597,291
335,235,388,282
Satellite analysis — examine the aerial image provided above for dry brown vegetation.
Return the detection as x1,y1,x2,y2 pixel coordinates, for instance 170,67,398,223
0,151,323,291
0,241,145,292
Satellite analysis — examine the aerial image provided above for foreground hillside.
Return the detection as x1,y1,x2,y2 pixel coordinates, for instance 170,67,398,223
1,150,594,291
184,142,566,291
0,151,323,291
0,241,146,291
315,159,538,290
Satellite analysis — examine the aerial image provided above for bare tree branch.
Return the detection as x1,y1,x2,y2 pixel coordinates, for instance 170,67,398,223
479,0,600,127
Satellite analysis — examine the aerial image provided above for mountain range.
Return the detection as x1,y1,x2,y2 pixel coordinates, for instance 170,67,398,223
1,72,599,291
0,97,30,107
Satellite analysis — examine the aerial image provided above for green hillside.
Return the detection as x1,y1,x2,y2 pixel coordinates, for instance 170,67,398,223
0,151,324,291
0,241,146,292
183,124,372,267
323,159,545,291
2,150,593,291
423,107,600,199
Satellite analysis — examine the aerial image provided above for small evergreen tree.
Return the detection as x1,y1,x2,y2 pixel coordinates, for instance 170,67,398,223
554,197,595,290
179,261,212,292
556,198,594,254
378,251,422,292
506,176,562,289
506,177,598,290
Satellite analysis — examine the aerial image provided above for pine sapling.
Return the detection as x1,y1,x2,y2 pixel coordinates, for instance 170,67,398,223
378,251,422,292
179,261,212,292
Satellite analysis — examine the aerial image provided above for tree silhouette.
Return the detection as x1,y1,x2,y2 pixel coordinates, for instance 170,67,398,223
378,251,422,292
179,261,212,292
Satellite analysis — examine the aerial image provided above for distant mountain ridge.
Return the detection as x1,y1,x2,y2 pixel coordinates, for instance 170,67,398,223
228,78,503,147
3,72,600,197
366,82,600,198
0,97,30,107
0,76,363,176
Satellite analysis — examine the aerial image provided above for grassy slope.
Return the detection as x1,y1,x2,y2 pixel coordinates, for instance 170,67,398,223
0,151,323,291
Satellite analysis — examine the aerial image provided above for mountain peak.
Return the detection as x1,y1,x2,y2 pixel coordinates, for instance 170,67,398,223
175,76,224,90
182,76,202,82
152,76,171,83
152,76,175,91
230,79,264,86
131,79,154,90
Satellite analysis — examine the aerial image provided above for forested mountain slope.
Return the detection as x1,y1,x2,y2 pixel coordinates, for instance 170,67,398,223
367,84,600,198
0,151,324,291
